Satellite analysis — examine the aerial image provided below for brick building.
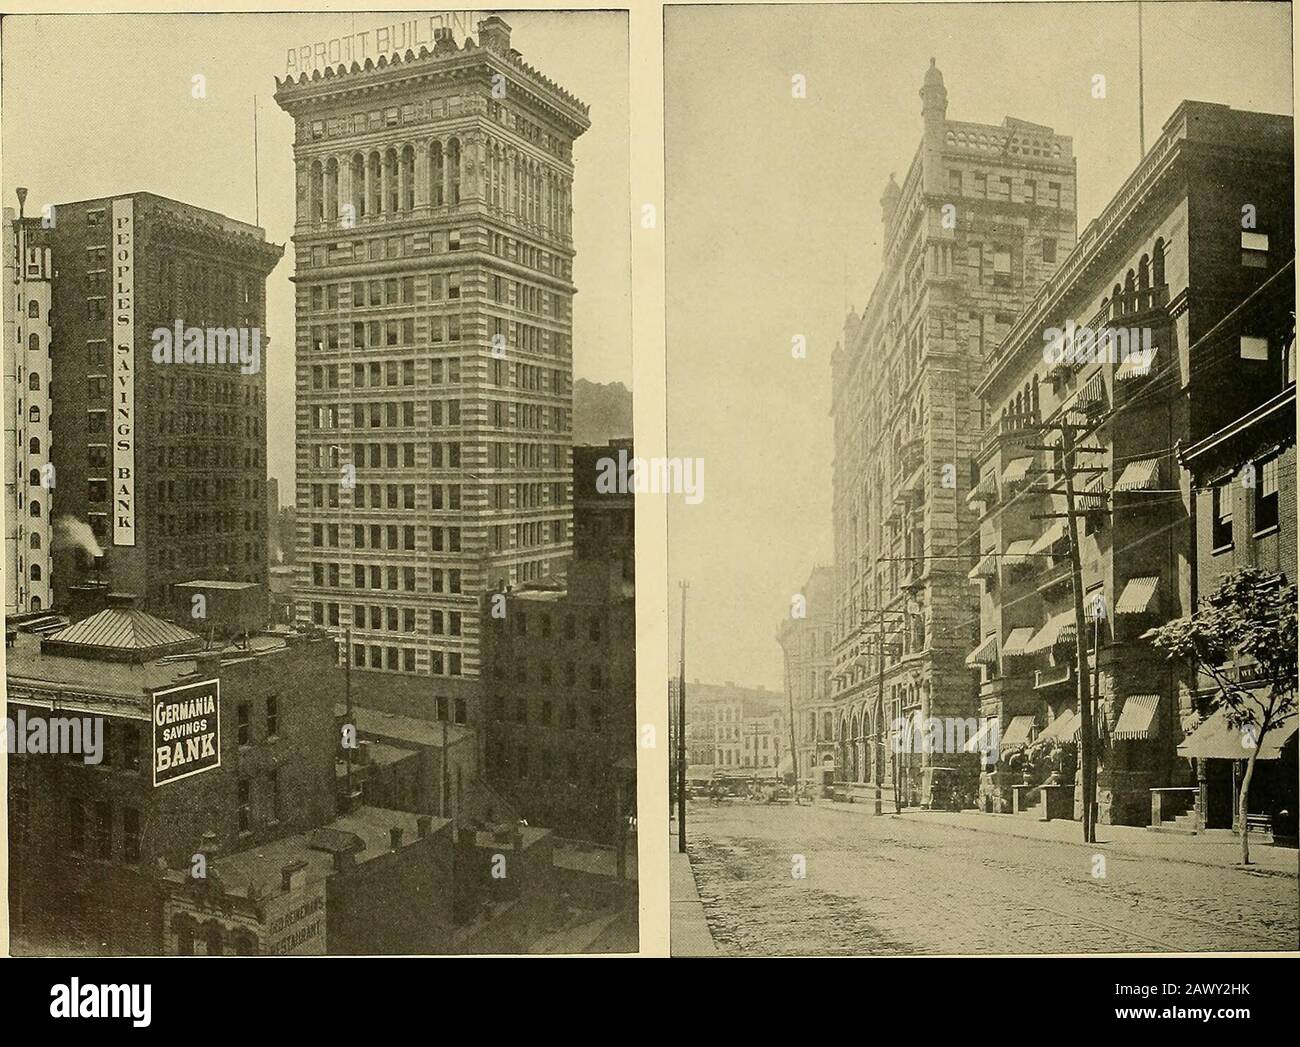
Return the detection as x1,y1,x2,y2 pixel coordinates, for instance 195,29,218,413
4,194,54,614
6,609,340,953
480,442,635,843
275,16,589,726
776,564,837,787
969,101,1293,824
830,60,1077,805
39,192,282,614
680,679,785,781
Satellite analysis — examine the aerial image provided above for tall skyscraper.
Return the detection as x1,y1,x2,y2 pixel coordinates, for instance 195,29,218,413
829,61,1077,802
275,16,590,717
6,192,283,617
4,193,55,615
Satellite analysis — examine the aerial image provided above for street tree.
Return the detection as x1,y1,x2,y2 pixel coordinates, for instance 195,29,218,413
1146,567,1297,865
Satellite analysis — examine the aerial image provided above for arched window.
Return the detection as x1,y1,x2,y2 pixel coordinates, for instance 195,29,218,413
28,405,40,423
27,300,39,318
309,159,324,222
28,372,39,391
28,436,39,454
1137,254,1150,290
29,468,40,487
351,154,366,217
30,500,40,518
1152,237,1165,286
30,533,40,550
367,152,382,215
30,564,41,582
325,156,339,220
447,138,461,205
429,141,444,207
30,595,41,612
28,333,39,351
384,148,399,213
400,145,415,211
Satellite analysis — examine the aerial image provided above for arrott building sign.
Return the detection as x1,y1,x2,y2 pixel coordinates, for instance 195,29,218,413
284,12,487,78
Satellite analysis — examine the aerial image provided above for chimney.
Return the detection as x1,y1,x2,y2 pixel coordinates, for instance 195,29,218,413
281,859,308,893
106,591,138,610
16,187,27,218
389,826,404,850
416,815,432,839
333,850,355,873
477,16,512,55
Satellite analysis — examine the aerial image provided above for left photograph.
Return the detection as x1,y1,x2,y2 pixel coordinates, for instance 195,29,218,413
2,9,636,955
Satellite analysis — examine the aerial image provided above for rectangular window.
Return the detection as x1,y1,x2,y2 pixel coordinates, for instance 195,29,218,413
237,702,251,745
266,695,279,738
1242,230,1270,268
1042,238,1057,264
123,807,141,863
238,779,251,833
1240,334,1269,361
1212,483,1233,550
1255,457,1280,533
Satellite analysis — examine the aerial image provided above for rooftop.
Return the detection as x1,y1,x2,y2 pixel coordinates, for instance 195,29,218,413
336,703,475,750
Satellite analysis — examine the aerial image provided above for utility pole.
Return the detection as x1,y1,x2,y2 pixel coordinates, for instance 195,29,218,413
784,661,799,795
344,623,354,813
677,580,689,854
1029,416,1108,844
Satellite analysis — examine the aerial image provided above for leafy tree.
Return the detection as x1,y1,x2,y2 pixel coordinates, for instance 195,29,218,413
1147,567,1297,864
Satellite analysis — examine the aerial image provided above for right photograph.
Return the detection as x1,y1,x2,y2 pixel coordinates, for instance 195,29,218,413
666,1,1297,955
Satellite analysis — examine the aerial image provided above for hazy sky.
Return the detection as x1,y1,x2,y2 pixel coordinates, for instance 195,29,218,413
1,9,630,491
665,1,1293,689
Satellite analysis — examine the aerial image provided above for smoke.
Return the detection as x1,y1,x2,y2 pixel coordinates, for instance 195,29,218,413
54,516,103,559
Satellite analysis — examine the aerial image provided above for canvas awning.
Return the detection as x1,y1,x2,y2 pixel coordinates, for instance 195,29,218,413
966,633,999,667
1001,539,1036,569
1002,457,1034,486
1001,714,1036,748
1002,627,1037,658
1115,575,1159,615
967,470,998,504
1038,708,1079,743
1115,348,1157,380
967,552,997,581
1178,708,1300,761
1114,458,1161,492
1025,610,1077,653
1076,369,1107,407
1029,519,1068,555
1112,694,1161,741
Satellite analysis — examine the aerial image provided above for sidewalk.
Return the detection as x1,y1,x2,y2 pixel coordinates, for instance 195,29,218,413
669,833,718,956
820,799,1300,878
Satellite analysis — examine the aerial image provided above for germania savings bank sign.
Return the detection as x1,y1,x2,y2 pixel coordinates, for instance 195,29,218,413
111,197,135,547
152,679,220,787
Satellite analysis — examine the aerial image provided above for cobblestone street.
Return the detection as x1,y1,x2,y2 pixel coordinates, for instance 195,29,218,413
682,802,1299,955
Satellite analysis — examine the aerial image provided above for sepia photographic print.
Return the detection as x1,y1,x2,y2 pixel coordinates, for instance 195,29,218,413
667,1,1298,957
2,7,637,956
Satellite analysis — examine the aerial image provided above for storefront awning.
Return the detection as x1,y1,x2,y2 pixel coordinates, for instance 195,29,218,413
1115,348,1157,381
1178,708,1299,761
1038,708,1079,743
1029,519,1068,555
1025,610,1077,654
1002,627,1037,658
1115,575,1159,615
1112,694,1161,741
1001,714,1036,748
1002,457,1034,486
1114,458,1161,492
966,633,999,667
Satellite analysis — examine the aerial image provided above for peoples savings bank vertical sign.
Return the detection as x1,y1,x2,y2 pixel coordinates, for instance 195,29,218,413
112,197,135,546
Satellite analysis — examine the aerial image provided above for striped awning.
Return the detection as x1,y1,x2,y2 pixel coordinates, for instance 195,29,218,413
1038,708,1079,743
1002,457,1034,486
968,552,997,581
1115,348,1157,380
1112,694,1161,741
1026,610,1078,653
966,633,999,667
1115,575,1159,615
1002,714,1036,748
1079,472,1108,511
967,470,998,504
1029,519,1068,555
1001,539,1036,568
1076,369,1107,407
1114,458,1161,492
1178,708,1299,761
1002,627,1037,658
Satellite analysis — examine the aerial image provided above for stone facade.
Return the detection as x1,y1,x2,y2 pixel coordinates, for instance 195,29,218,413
776,564,837,785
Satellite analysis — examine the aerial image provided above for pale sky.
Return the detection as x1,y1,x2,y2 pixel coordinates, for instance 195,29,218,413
665,1,1293,689
1,9,630,491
